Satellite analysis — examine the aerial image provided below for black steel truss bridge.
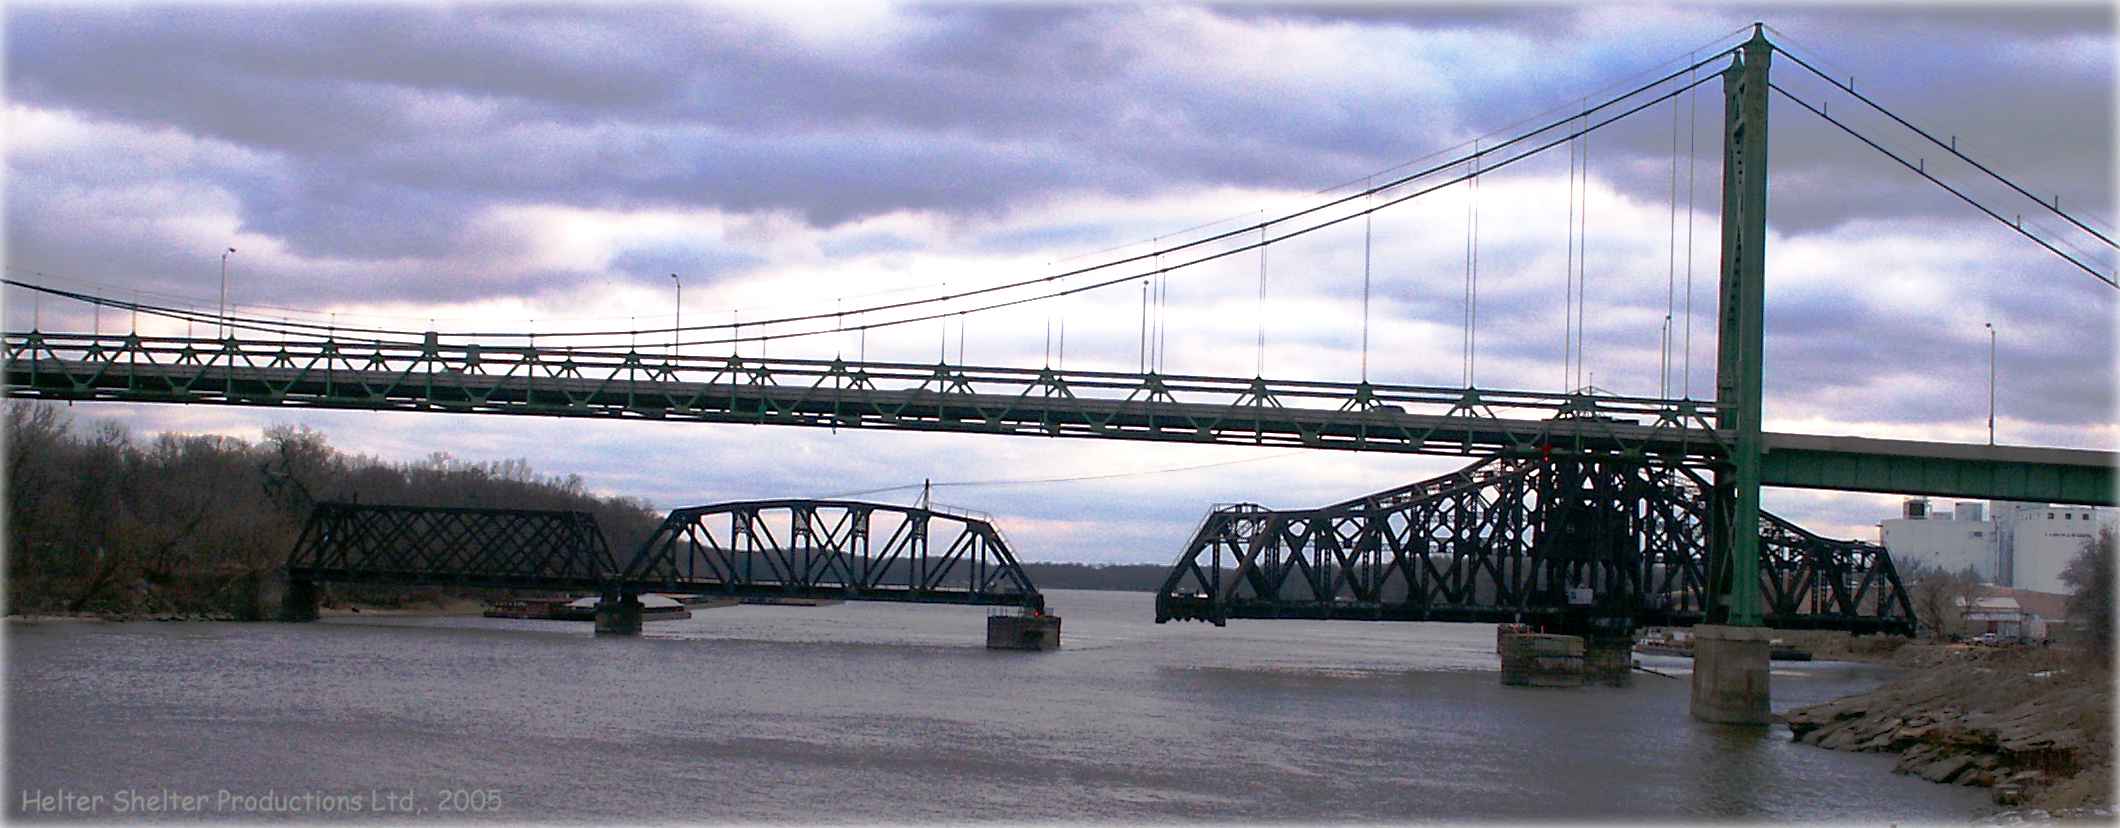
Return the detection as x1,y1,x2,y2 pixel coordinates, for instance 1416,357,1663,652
1155,455,1918,635
285,499,1046,611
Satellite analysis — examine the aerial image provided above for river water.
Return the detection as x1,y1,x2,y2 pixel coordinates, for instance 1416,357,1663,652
9,588,1987,822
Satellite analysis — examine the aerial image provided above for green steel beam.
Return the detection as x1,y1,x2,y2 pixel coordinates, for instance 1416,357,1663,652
1761,436,2116,506
7,333,2111,506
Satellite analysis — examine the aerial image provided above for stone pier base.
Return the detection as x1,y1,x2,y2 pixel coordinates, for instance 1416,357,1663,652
1499,632,1585,687
594,593,643,636
277,579,319,623
986,613,1061,651
1690,624,1771,725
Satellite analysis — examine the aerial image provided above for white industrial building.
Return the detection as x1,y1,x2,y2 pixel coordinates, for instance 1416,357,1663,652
1879,498,2113,594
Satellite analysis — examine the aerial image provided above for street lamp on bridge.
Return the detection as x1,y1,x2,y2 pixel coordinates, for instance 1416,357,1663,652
1986,322,1996,446
218,247,236,339
669,273,682,358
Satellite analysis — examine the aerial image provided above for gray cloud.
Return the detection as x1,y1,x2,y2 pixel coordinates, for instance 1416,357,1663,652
9,4,2109,281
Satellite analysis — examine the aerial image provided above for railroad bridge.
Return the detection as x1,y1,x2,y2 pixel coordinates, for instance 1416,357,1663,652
282,498,1055,645
1154,454,1915,634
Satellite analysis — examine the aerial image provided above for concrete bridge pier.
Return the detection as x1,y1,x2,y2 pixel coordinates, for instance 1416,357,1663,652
277,578,319,623
594,590,643,636
1582,631,1636,687
986,610,1061,650
1689,625,1771,724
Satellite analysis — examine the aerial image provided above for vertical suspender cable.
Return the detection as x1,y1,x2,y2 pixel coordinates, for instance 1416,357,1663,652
1256,221,1268,378
1361,175,1373,383
1683,54,1699,399
1578,102,1592,392
1471,140,1481,387
1665,75,1680,399
1565,116,1578,392
1462,153,1474,387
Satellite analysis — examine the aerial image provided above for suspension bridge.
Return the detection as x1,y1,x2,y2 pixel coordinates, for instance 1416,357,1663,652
6,26,2114,720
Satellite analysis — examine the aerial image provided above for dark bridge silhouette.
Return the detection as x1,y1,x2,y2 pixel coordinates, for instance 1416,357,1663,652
625,499,1042,610
1155,455,1916,634
282,498,1047,621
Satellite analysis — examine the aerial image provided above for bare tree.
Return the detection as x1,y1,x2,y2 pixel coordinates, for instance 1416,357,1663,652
2060,526,2115,660
6,407,663,617
1902,561,1981,642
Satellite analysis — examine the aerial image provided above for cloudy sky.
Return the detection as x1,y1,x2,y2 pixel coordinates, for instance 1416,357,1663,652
6,2,2115,562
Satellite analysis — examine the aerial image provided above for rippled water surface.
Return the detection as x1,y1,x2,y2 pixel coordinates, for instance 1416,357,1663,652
9,589,1987,821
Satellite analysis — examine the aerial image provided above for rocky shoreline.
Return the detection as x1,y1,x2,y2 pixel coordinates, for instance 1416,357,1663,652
1783,645,2112,813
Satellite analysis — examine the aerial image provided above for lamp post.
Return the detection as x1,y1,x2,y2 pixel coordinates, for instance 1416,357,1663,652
669,273,682,358
218,247,237,338
1985,322,1996,446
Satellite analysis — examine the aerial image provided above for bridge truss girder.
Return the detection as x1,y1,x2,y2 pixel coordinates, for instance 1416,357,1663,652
1153,456,1916,634
622,499,1044,610
286,502,619,591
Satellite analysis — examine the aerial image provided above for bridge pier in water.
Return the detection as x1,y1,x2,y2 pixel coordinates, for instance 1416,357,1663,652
1689,625,1772,724
277,578,319,623
986,612,1061,650
1497,615,1635,688
1580,617,1636,688
593,590,643,636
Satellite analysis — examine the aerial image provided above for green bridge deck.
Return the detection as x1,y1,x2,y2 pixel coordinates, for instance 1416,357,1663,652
6,332,2112,506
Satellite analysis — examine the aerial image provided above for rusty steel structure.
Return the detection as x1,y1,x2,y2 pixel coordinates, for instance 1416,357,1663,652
1154,456,1916,634
622,500,1044,610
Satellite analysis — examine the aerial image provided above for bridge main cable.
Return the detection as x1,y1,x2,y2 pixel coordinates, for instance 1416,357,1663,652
1765,37,2115,250
1766,83,2117,288
4,55,1739,352
4,47,1745,347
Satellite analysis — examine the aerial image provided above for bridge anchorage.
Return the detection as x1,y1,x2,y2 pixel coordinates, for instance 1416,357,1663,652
280,499,1059,650
1153,452,1917,687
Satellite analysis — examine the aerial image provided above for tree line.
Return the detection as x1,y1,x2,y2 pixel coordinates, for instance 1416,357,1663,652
1016,562,1171,592
5,402,662,618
